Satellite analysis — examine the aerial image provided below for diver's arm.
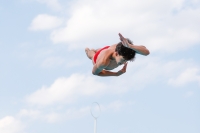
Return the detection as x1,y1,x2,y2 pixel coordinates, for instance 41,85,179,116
92,62,127,77
92,62,118,76
119,33,150,56
96,70,118,76
128,45,150,56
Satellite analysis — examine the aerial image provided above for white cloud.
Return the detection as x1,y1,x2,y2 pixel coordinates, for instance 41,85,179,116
111,57,200,90
18,106,90,122
19,100,133,123
36,0,62,11
0,116,24,133
40,106,90,122
26,56,200,108
18,109,41,120
49,0,200,52
18,109,61,123
29,14,63,31
26,74,107,106
26,70,141,107
64,106,90,120
44,106,90,122
147,8,200,52
168,68,200,86
44,112,61,123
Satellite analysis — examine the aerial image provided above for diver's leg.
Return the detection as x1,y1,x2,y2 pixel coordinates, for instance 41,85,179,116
91,48,100,52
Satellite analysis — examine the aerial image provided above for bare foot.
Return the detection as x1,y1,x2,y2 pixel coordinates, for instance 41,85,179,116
85,48,89,53
85,48,91,59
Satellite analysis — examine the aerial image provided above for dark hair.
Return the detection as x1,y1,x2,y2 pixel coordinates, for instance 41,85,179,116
115,39,136,61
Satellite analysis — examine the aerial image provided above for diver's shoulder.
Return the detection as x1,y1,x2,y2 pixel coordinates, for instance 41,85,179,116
110,44,118,48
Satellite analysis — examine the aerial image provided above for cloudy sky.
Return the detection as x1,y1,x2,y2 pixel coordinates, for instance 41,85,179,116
0,0,200,133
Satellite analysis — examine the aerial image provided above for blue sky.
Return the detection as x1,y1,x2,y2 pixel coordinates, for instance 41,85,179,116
0,0,200,133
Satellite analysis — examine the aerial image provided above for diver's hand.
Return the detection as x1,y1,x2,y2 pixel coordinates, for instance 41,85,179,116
117,62,128,76
118,33,132,48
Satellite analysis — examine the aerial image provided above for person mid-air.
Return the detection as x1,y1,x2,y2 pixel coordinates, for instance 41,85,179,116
85,33,150,76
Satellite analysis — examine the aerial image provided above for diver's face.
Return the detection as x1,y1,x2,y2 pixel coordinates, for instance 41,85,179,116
116,54,127,65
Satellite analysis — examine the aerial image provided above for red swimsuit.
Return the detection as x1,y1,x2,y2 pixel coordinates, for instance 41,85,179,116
93,46,110,63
